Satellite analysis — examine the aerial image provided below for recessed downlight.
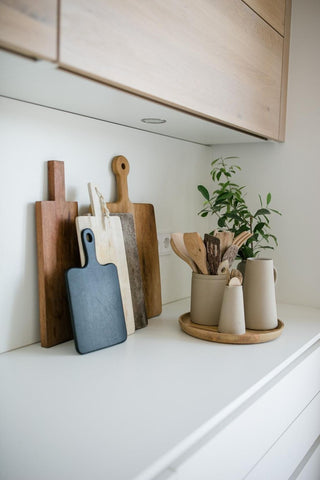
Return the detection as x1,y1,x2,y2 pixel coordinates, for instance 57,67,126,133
141,118,167,124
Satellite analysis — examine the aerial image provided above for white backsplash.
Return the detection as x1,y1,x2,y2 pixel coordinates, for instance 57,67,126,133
0,96,211,352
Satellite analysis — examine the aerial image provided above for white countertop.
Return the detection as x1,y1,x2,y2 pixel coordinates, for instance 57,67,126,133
1,299,320,480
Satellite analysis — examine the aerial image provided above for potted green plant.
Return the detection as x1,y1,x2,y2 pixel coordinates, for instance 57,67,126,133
197,156,281,261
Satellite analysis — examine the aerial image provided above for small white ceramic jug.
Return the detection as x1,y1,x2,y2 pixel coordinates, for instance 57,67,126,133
218,285,246,335
243,258,278,330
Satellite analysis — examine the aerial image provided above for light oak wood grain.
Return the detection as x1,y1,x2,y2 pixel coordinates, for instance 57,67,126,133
107,156,162,319
179,313,284,344
0,0,57,60
76,183,135,336
278,0,292,141
242,0,286,36
184,233,208,275
59,0,284,140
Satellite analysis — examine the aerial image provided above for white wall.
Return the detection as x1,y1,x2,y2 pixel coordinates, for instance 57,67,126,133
210,0,320,308
0,97,211,352
1,0,319,353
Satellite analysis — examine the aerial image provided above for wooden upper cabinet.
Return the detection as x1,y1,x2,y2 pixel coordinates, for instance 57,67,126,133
59,0,284,140
242,0,286,36
0,0,57,60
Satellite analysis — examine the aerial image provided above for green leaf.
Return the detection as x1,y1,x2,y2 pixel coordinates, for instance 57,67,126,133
254,208,270,216
200,211,209,217
253,222,266,233
267,192,272,205
218,217,226,227
197,185,210,201
211,157,220,166
269,208,282,216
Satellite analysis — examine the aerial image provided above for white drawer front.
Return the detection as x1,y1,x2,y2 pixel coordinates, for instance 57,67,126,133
294,438,320,480
246,392,320,479
172,343,320,480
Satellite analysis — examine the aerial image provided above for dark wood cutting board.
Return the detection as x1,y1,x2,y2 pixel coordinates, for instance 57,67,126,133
110,213,147,329
107,155,162,318
66,228,127,354
35,161,79,347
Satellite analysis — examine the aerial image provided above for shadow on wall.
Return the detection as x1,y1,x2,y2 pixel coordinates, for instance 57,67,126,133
8,203,40,350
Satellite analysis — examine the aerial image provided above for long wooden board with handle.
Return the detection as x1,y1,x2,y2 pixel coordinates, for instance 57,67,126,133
107,155,162,318
35,160,79,347
76,183,135,335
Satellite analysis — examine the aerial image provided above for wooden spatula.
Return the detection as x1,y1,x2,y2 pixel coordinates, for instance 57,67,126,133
183,233,209,274
170,233,198,272
204,234,220,275
213,230,234,257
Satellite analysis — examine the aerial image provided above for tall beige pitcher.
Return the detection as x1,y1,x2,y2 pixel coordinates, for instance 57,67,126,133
243,258,278,330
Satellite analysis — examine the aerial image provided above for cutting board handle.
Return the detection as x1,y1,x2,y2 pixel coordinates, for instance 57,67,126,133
81,228,98,267
48,160,65,201
111,156,133,212
88,182,110,227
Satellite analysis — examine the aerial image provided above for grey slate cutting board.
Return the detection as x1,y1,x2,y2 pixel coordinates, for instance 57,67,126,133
66,228,127,354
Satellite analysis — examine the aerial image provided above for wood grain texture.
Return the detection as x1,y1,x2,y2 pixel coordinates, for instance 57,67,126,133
107,156,161,318
35,160,79,347
179,313,284,344
59,0,284,140
171,233,198,273
76,183,135,335
242,0,286,35
204,234,220,275
278,0,292,142
0,0,57,60
213,231,234,258
184,233,208,275
110,213,147,330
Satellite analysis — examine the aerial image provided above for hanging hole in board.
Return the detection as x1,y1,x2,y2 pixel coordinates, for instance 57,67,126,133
86,232,93,243
121,163,126,170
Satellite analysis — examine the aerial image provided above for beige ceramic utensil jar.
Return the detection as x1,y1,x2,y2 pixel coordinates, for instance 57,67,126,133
243,258,278,330
190,273,226,325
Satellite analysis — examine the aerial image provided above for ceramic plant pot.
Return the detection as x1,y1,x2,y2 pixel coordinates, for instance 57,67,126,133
190,273,227,326
218,285,246,335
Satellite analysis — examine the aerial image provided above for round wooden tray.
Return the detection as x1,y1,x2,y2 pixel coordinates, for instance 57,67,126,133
179,312,284,344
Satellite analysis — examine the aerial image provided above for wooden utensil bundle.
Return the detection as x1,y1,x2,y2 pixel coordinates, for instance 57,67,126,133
171,230,252,277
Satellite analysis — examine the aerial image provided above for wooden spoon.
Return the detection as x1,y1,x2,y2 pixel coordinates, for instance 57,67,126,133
213,230,234,257
222,244,239,267
183,232,209,274
170,233,198,273
233,231,252,248
230,269,243,285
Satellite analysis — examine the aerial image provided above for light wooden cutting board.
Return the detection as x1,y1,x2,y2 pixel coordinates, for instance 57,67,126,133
107,155,162,318
35,160,79,347
76,183,135,335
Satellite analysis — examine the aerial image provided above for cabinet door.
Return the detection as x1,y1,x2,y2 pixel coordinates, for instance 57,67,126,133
59,0,284,140
0,0,57,60
242,0,286,36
